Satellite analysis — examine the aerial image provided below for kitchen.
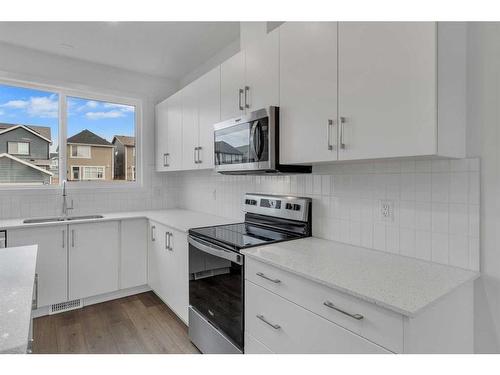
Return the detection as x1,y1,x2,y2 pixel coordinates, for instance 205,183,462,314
0,2,499,371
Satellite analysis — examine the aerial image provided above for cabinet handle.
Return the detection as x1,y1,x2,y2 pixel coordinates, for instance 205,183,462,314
151,225,156,241
62,229,65,248
256,314,281,330
165,231,169,250
32,273,38,310
244,86,250,109
197,146,202,164
339,117,347,150
163,153,170,167
238,88,244,111
71,229,75,248
323,300,364,320
168,232,173,251
327,119,335,151
256,272,281,284
193,147,198,164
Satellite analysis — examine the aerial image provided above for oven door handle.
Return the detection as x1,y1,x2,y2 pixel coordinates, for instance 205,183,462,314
188,236,243,265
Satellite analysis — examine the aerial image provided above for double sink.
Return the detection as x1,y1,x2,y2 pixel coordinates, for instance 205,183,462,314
23,215,104,224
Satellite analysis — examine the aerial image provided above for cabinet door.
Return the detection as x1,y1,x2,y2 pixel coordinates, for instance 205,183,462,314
148,222,162,294
68,221,119,300
279,22,338,164
197,66,220,169
244,28,279,112
165,228,189,323
165,91,184,170
155,100,169,171
220,51,245,120
121,219,147,289
182,82,199,170
338,22,437,160
8,226,68,307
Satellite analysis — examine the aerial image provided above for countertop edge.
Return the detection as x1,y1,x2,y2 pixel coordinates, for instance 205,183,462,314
242,251,480,317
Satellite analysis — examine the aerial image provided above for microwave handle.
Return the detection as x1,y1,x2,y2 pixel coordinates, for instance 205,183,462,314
251,121,265,161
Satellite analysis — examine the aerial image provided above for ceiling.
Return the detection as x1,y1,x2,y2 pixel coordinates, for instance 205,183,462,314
0,22,240,80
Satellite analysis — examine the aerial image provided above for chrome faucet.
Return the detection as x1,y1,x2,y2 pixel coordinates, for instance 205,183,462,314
62,180,74,217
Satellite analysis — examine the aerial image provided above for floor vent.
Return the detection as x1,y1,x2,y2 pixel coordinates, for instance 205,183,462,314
49,299,83,315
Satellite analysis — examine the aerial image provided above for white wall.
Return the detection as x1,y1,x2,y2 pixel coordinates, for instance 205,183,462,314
466,23,500,353
0,41,180,218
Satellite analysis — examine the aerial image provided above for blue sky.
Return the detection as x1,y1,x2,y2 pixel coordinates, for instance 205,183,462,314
0,83,135,152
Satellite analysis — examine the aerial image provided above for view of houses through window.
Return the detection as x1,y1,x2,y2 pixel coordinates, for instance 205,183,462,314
0,83,137,185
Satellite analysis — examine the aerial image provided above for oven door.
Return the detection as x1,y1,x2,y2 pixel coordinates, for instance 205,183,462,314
214,107,275,173
188,236,244,351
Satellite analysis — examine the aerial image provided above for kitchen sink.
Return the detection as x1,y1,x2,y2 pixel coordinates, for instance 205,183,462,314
23,215,104,224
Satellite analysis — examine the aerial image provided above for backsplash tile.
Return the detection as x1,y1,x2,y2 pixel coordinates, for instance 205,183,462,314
174,158,481,271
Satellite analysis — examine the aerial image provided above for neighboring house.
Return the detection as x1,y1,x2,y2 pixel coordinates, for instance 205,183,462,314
215,141,244,164
67,129,114,181
112,135,135,181
0,122,53,184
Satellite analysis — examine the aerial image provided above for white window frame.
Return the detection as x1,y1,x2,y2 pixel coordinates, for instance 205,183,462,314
70,145,91,159
71,165,106,181
0,76,143,190
7,141,30,156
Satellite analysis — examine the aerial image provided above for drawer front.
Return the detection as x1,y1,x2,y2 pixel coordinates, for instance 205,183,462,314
246,257,403,352
245,332,273,354
245,281,390,354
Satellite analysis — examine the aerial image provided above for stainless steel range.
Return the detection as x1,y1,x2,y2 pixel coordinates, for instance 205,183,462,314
187,193,312,354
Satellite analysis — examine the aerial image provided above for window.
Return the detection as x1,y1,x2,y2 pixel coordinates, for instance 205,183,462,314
0,83,59,185
67,96,136,183
71,145,91,158
7,142,30,155
0,80,139,187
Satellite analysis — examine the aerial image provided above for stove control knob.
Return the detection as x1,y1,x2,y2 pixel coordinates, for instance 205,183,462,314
285,203,293,210
293,204,301,211
245,199,257,205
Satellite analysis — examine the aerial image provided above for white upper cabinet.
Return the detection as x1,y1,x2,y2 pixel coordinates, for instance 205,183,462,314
156,90,183,171
182,82,200,170
244,28,280,112
337,22,466,161
197,66,220,168
155,101,169,172
220,29,279,121
279,22,338,164
220,51,245,120
338,22,437,160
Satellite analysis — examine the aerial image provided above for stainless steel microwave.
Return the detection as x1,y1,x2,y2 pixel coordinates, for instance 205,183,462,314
213,107,311,175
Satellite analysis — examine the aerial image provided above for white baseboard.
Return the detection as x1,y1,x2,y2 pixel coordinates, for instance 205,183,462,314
32,285,151,318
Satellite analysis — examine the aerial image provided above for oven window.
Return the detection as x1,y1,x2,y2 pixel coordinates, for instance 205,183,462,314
189,244,243,349
214,119,269,166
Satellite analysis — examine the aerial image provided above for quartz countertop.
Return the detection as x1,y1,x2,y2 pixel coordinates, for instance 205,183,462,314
242,237,479,317
0,209,237,233
0,245,38,354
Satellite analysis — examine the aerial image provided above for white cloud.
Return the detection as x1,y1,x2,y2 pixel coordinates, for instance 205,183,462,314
86,100,99,108
85,110,125,120
0,109,4,115
103,103,134,112
1,99,29,109
0,95,58,118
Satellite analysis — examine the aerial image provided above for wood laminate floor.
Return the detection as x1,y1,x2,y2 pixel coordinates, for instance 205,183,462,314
33,292,200,354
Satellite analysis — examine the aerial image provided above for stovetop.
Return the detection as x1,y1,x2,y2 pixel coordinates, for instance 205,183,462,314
188,222,303,250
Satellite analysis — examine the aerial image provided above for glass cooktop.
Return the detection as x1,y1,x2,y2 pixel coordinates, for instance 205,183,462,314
189,222,301,250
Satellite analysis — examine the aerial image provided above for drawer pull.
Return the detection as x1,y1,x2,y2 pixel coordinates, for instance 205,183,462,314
256,314,281,330
256,272,281,284
323,301,364,320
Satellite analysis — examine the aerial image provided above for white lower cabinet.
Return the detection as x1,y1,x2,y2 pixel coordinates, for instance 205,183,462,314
244,332,273,354
148,221,189,323
120,219,148,289
245,281,389,354
68,221,120,300
8,225,68,307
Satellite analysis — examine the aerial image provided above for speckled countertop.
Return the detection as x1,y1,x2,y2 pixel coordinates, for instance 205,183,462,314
0,245,37,354
242,237,479,317
0,209,237,233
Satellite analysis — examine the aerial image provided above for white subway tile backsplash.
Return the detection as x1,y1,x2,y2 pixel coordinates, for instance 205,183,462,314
174,158,480,271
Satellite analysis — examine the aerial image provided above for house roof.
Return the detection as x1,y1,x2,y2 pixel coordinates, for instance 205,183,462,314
0,153,53,175
215,141,243,155
67,129,113,146
112,135,135,147
0,123,52,143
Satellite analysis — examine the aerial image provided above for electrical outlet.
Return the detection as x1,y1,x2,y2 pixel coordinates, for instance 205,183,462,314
380,200,394,221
